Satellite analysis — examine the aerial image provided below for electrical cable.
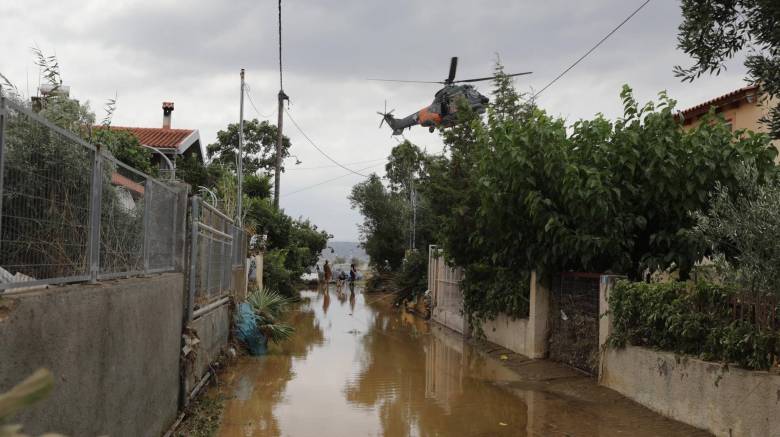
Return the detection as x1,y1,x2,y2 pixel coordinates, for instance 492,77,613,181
285,108,369,177
245,87,273,119
534,0,652,98
286,158,387,171
283,163,385,197
244,85,274,119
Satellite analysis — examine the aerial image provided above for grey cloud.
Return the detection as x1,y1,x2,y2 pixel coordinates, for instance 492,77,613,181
0,0,753,240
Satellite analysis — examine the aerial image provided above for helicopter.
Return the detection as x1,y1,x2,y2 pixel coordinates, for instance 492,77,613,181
371,57,531,135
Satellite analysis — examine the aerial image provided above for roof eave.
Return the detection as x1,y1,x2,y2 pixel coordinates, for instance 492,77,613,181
176,130,205,163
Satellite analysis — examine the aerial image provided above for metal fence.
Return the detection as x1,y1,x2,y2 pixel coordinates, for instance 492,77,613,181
428,245,464,313
0,96,185,292
188,197,246,314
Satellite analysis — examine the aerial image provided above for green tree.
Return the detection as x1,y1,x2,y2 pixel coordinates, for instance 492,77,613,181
676,0,780,138
384,140,426,195
93,128,156,176
207,119,291,175
243,195,329,295
175,153,227,189
426,61,777,327
349,175,408,271
694,165,780,298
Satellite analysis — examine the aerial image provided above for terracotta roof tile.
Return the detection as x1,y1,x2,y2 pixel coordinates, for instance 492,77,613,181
100,126,194,149
680,85,760,122
111,172,145,195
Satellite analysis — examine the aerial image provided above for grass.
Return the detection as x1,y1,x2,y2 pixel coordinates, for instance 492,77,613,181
173,392,225,437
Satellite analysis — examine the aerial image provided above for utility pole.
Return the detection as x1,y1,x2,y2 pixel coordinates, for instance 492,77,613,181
237,68,245,227
273,90,286,209
273,0,287,210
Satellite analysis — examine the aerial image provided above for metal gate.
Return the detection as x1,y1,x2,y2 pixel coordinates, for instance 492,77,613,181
548,272,601,375
185,196,246,320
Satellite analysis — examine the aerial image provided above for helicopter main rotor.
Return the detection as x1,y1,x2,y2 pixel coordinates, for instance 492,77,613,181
368,56,532,85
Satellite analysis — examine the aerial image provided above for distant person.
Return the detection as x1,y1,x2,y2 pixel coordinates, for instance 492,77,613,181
316,264,324,289
323,260,332,285
336,270,348,293
349,263,357,283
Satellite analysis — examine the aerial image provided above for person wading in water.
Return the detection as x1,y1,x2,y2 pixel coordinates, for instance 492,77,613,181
323,260,332,291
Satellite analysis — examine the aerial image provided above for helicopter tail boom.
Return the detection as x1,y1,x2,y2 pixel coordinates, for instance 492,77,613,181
378,111,418,135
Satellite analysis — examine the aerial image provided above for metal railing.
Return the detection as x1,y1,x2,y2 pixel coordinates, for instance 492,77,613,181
0,96,185,292
187,197,246,317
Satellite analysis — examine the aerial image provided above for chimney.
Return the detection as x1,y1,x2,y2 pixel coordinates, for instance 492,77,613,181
162,101,174,129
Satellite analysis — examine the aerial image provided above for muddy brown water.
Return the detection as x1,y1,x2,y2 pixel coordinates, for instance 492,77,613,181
216,288,710,437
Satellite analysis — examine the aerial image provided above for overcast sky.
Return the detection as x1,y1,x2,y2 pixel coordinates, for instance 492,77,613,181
0,0,749,242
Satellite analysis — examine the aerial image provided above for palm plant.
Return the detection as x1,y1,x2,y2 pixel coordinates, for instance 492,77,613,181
0,368,65,437
246,287,295,343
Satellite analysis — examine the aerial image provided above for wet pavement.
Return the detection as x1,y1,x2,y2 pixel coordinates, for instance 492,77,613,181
217,287,711,436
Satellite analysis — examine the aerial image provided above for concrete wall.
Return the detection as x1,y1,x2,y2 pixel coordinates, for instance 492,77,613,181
0,274,184,437
598,275,780,437
600,345,780,437
431,304,466,334
480,314,529,355
185,302,230,396
428,255,550,359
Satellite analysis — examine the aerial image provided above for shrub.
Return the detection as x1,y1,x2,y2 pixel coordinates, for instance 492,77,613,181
262,249,293,296
391,250,429,303
609,280,778,370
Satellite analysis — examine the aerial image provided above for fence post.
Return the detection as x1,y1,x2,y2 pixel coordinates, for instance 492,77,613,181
0,91,6,265
171,186,179,270
88,146,103,283
221,231,228,293
142,179,152,274
187,196,199,322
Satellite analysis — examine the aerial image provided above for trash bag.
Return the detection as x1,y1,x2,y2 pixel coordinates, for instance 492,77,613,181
234,302,268,356
248,258,257,281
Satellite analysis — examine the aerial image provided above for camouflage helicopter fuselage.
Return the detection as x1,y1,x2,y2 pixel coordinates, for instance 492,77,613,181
381,84,489,135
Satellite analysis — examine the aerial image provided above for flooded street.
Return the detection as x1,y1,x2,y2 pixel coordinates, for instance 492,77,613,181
217,288,709,437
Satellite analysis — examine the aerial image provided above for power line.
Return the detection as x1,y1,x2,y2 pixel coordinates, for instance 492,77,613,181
286,158,387,171
285,108,369,177
534,0,652,98
244,85,273,119
283,163,385,197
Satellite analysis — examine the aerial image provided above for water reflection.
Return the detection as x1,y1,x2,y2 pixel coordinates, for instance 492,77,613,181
218,288,707,437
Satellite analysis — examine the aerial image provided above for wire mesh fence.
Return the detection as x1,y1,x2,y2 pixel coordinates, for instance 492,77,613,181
0,96,185,292
0,98,93,288
548,272,602,375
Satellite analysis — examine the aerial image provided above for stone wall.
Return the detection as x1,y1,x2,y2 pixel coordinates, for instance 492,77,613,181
0,274,184,437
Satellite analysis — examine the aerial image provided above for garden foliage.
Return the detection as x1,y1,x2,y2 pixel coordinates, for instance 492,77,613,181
676,0,780,139
609,280,778,370
425,64,776,327
694,167,780,299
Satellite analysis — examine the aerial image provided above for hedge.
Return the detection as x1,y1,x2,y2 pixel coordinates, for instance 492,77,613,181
609,280,778,370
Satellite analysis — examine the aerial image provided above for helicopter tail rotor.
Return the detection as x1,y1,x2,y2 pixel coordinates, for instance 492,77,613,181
377,100,396,129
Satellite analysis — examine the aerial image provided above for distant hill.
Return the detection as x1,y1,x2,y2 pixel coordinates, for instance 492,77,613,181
319,241,368,268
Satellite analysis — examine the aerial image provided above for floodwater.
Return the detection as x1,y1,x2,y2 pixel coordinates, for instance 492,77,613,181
217,287,710,437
